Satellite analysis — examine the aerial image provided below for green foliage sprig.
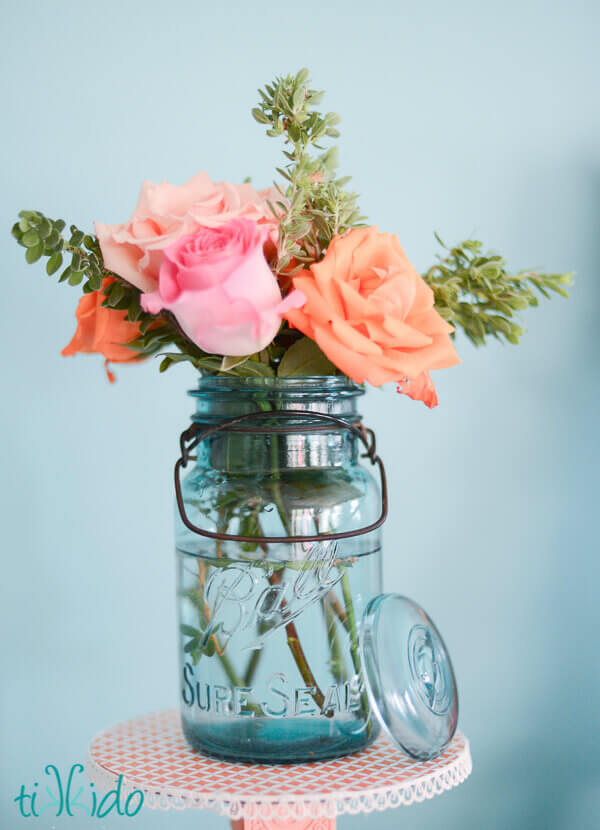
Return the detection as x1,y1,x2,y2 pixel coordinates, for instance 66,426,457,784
423,236,573,346
12,210,105,292
253,69,364,272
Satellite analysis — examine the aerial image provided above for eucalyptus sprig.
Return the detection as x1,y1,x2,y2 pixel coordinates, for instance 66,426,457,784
423,236,573,346
12,210,105,292
253,69,364,272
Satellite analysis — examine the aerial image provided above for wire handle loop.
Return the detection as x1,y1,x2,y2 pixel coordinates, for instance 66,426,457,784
174,409,388,544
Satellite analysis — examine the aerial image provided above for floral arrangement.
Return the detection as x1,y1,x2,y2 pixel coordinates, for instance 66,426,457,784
12,69,571,405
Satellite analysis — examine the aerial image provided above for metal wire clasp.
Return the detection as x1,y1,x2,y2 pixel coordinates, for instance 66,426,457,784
174,409,388,544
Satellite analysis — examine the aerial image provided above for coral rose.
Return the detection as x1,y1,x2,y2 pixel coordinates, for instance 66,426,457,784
140,219,305,356
95,172,279,293
284,227,460,407
62,277,143,382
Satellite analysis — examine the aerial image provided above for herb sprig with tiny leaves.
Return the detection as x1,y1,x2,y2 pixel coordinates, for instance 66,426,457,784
423,235,573,346
252,69,364,273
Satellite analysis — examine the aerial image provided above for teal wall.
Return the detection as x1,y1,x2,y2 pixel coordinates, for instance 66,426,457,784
2,1,598,827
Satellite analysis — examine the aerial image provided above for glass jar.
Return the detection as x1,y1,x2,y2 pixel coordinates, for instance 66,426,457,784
175,376,383,763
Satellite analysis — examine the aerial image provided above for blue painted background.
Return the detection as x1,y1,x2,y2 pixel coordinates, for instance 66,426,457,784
2,1,598,827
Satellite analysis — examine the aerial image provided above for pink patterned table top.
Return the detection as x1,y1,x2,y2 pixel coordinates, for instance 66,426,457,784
87,709,472,819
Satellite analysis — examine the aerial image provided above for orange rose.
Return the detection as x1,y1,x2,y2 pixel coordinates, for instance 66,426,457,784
284,227,460,407
61,278,143,382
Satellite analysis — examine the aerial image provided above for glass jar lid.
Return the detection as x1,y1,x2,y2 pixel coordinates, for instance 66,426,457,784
359,594,458,760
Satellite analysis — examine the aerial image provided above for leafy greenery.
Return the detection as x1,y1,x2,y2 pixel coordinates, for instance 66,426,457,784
11,72,572,377
423,236,573,346
12,210,105,292
253,68,364,273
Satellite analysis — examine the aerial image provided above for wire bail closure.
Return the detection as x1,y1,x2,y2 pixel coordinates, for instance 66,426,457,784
174,409,388,544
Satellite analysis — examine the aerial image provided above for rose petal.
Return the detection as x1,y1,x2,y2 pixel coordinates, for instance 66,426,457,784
330,318,383,356
397,371,439,408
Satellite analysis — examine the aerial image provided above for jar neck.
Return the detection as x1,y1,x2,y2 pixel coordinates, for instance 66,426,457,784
189,376,364,472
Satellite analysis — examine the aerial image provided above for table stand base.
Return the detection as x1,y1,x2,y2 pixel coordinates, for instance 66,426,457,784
87,712,472,826
232,818,336,830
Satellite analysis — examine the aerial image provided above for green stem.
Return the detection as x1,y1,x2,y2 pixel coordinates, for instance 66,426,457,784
267,566,328,713
243,646,262,686
327,591,350,634
214,647,245,689
322,597,348,685
192,560,245,687
340,568,371,722
313,515,349,687
340,570,361,677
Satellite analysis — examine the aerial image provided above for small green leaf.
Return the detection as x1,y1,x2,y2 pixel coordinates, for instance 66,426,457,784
44,229,60,250
548,284,570,298
233,360,275,378
127,300,142,322
292,85,306,111
203,638,216,657
139,317,155,334
278,336,337,377
46,253,63,275
107,283,125,306
22,230,40,248
251,107,270,124
180,624,200,638
220,355,251,372
88,271,103,291
25,242,44,263
68,270,84,286
37,218,52,239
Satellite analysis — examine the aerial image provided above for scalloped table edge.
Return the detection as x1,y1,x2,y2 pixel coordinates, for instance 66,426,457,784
87,712,472,828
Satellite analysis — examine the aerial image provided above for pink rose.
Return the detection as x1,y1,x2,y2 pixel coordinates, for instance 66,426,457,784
140,219,305,356
94,172,279,293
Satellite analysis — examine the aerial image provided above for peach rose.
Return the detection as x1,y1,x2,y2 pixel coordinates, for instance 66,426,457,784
284,227,460,407
95,172,279,293
62,277,143,382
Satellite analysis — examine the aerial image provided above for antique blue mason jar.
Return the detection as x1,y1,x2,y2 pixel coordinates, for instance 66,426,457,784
175,376,384,763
